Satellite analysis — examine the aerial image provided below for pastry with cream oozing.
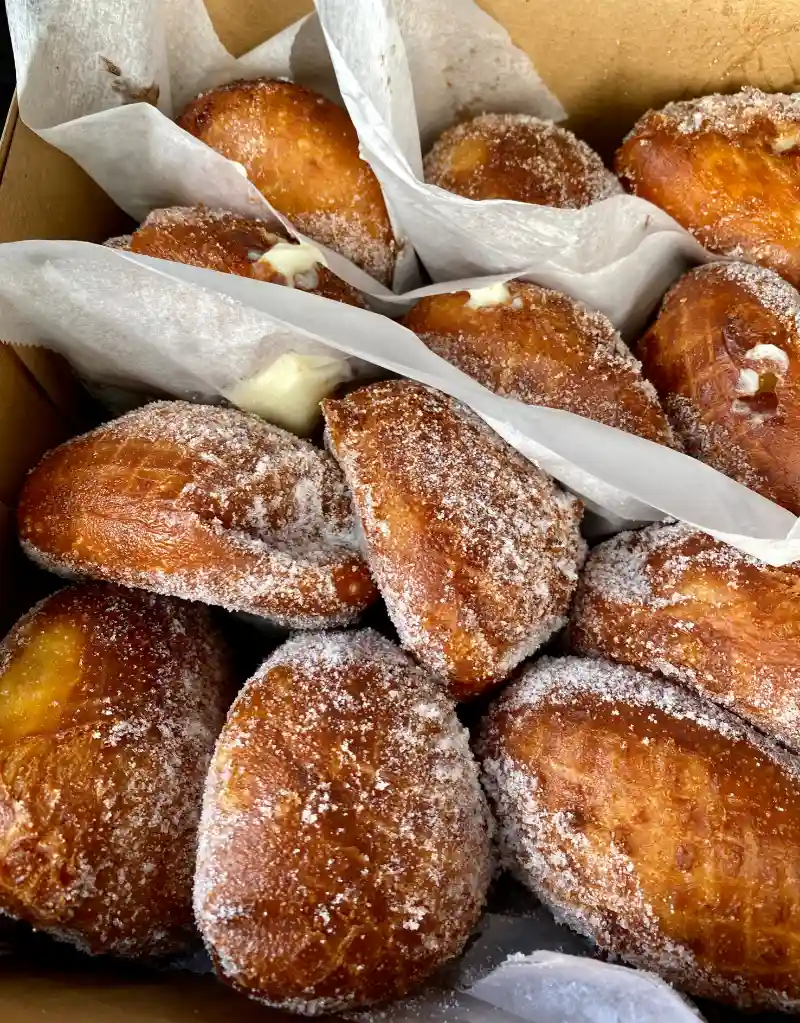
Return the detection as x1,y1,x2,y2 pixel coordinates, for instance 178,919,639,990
403,280,676,446
177,79,397,285
637,261,800,512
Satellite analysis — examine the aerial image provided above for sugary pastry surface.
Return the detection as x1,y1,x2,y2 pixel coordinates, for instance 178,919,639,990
637,261,800,513
0,583,230,957
129,206,365,307
18,401,377,627
177,79,396,285
404,280,675,445
569,521,800,750
423,113,621,207
323,379,585,699
478,654,800,1011
617,88,800,287
195,629,492,1014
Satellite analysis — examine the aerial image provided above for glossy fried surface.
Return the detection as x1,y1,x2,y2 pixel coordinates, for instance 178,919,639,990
177,79,396,284
617,88,800,287
424,113,620,207
478,655,800,1011
638,261,800,513
0,583,230,957
569,521,800,751
404,281,675,445
195,630,491,1014
18,402,377,627
130,207,365,306
323,380,584,699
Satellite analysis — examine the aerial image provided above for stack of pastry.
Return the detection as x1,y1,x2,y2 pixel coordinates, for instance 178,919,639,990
477,520,800,1013
8,378,585,1010
9,77,800,1019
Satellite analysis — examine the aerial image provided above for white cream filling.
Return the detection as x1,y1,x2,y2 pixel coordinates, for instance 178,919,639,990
258,242,327,289
744,343,790,373
224,354,351,436
735,368,760,396
466,282,512,309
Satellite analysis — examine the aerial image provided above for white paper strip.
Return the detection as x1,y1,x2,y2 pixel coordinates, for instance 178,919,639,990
466,952,705,1023
8,0,716,332
314,0,712,332
1,239,799,564
6,0,419,293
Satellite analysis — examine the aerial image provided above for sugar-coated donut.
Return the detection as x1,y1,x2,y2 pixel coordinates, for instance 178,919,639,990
617,88,800,287
403,280,675,445
638,261,800,513
18,401,377,627
478,654,800,1011
569,521,800,751
195,629,492,1014
0,582,230,957
423,113,620,207
128,207,365,307
323,380,585,699
177,79,396,285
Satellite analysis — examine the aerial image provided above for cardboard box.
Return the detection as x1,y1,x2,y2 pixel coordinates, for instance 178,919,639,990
0,0,796,1016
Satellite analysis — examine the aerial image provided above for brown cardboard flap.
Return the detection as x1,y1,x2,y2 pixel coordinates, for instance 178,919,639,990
204,0,313,56
0,96,18,175
0,344,72,508
0,99,127,418
0,962,297,1023
9,346,89,425
0,119,129,243
479,0,800,155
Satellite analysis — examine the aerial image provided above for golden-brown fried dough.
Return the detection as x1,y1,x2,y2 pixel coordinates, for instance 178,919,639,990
323,380,584,699
0,582,230,957
638,261,800,512
18,402,377,628
195,629,491,1014
478,654,800,1011
128,206,365,306
404,281,675,445
424,113,620,207
617,88,800,287
177,79,396,284
569,521,800,750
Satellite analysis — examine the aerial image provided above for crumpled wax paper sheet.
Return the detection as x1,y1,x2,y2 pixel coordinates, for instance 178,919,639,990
0,239,376,433
5,0,417,294
9,0,709,331
314,0,713,333
358,912,704,1023
3,238,800,564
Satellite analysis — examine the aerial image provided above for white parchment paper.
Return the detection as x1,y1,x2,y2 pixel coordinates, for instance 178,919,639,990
8,0,715,332
2,239,800,564
314,0,714,333
6,0,419,294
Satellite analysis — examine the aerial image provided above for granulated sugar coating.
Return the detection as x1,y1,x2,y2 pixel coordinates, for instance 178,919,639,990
129,206,365,307
195,629,492,1016
713,260,800,327
0,582,231,958
323,380,585,700
569,521,800,751
423,113,621,208
18,401,377,628
629,87,800,141
616,88,800,290
637,261,800,514
176,79,397,285
477,654,800,1012
404,280,676,446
